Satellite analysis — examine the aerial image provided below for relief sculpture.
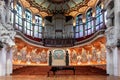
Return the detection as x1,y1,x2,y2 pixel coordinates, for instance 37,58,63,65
105,27,116,47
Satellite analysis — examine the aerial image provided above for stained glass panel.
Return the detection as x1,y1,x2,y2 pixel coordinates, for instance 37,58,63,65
96,3,103,29
34,26,38,37
34,15,42,38
16,3,22,30
25,10,32,36
76,33,79,38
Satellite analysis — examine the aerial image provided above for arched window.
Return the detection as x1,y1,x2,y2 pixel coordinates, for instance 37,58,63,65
16,3,22,31
34,15,42,38
96,3,103,30
85,9,94,36
24,9,33,36
76,14,83,38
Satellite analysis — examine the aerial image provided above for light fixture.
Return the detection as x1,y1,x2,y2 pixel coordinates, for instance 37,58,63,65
73,21,76,27
82,18,86,23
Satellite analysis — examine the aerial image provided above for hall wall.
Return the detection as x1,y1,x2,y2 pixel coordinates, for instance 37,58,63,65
13,37,106,66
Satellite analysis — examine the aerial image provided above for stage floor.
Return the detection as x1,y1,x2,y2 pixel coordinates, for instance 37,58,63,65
0,75,120,80
12,66,106,75
6,66,119,80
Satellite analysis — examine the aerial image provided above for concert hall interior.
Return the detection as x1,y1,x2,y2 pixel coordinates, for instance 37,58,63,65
0,0,120,80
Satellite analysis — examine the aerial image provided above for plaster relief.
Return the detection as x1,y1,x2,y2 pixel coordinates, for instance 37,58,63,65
105,27,116,47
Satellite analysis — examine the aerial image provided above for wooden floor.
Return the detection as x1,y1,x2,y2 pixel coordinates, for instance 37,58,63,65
0,66,119,80
0,75,120,80
12,66,106,75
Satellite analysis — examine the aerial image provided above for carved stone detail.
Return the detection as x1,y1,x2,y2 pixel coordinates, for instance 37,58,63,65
105,27,117,47
0,0,16,48
117,39,120,48
106,45,114,54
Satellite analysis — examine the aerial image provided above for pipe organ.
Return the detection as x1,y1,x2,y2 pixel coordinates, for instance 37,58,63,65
43,14,74,47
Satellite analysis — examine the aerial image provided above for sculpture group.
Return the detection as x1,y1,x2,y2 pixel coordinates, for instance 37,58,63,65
0,0,16,48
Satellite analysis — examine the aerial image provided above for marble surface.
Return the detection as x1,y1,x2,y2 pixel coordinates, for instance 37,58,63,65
0,75,120,80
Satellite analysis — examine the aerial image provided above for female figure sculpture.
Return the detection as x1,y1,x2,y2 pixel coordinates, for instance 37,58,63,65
0,0,6,25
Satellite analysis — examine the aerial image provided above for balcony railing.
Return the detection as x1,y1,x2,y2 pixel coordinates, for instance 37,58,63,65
43,38,74,47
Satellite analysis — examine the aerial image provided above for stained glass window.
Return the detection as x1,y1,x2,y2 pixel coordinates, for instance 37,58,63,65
76,14,83,38
16,3,22,31
96,3,103,30
25,10,33,36
34,15,42,38
85,9,94,36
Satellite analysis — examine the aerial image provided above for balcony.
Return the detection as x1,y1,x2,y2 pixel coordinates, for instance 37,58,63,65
43,38,74,47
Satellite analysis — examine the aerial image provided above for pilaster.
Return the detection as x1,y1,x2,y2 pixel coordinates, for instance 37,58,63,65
6,47,13,75
106,47,113,75
0,45,7,76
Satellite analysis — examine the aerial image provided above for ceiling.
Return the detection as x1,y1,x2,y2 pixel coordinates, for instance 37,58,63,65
19,0,99,17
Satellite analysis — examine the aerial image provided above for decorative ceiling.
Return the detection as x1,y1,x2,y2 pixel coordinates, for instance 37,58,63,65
19,0,98,17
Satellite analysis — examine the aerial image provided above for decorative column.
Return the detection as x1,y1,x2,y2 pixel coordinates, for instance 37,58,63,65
113,47,119,76
106,45,120,76
6,47,13,75
105,0,120,76
114,0,120,76
0,44,7,76
0,45,14,76
105,19,116,76
106,46,114,75
0,0,16,76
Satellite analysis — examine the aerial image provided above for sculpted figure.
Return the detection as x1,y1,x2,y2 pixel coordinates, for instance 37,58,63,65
81,48,88,63
31,49,37,62
96,49,101,63
71,50,77,63
40,50,47,63
91,45,97,62
106,18,112,27
0,0,16,47
100,44,106,61
0,1,6,25
20,47,27,62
